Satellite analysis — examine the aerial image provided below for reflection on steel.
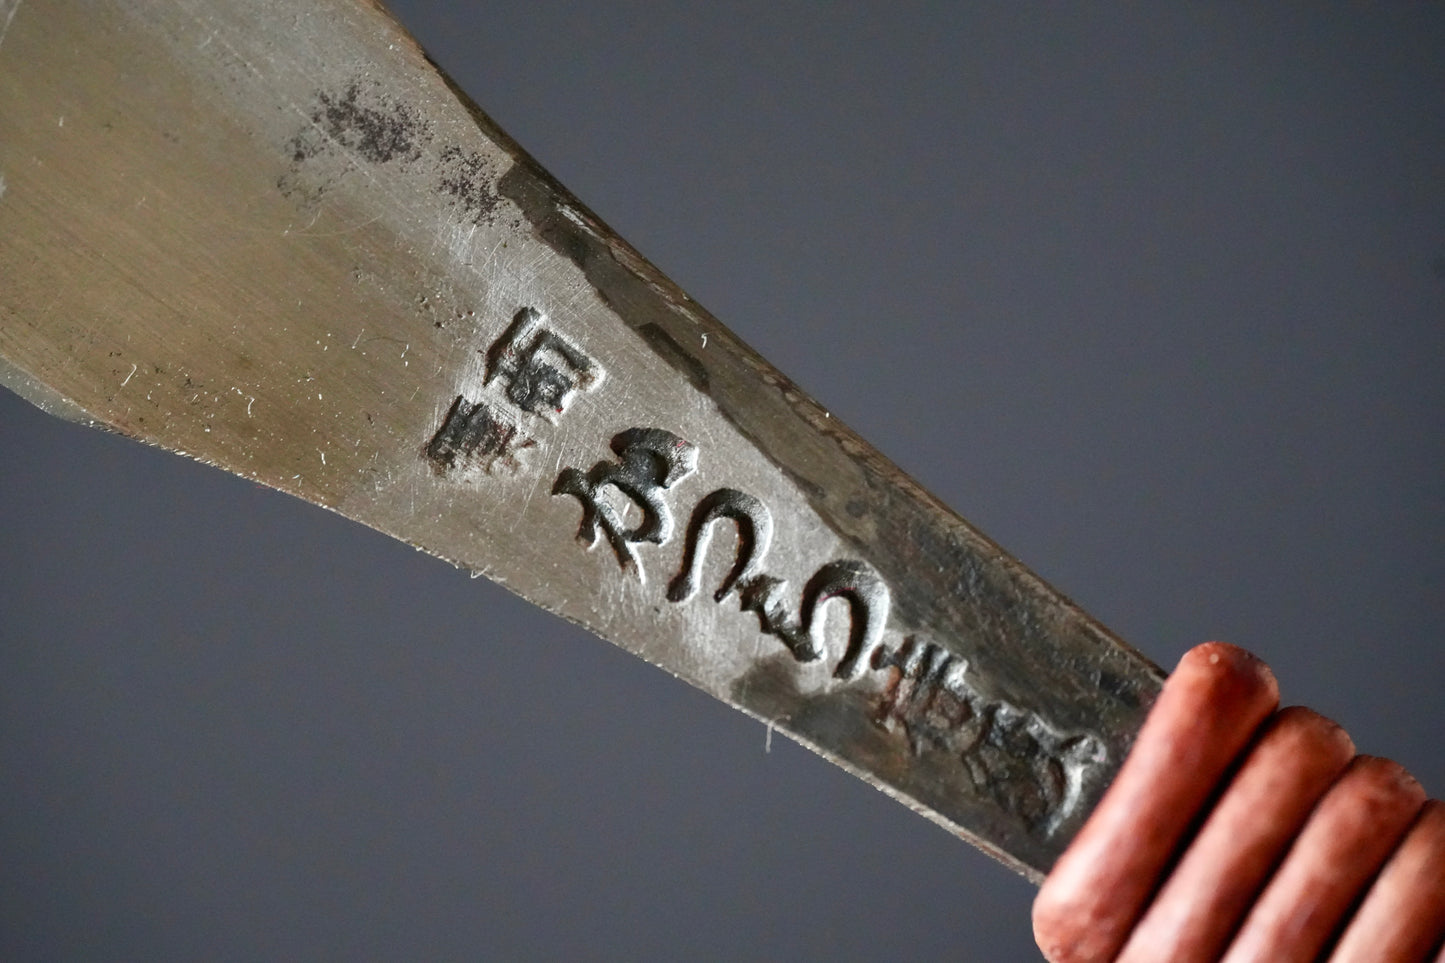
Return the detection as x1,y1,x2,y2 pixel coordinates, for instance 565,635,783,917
0,0,1163,880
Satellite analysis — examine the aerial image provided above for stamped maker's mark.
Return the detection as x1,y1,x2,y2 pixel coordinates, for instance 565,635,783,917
486,307,605,420
425,307,605,477
426,397,534,475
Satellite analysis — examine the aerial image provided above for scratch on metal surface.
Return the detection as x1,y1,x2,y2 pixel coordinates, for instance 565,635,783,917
517,464,544,522
286,211,382,238
0,172,6,199
0,1,19,52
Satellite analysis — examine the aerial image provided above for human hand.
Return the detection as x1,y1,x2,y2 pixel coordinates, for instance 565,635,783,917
1033,643,1444,962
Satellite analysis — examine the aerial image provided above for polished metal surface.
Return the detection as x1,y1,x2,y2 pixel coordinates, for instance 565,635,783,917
0,0,1163,879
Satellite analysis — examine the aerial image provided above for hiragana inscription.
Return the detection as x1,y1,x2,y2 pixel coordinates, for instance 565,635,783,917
552,428,698,580
551,426,1108,834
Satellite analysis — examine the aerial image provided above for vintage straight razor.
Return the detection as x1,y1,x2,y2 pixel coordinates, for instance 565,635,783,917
0,0,1164,880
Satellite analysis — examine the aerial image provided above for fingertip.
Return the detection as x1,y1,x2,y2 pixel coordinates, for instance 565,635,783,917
1271,705,1355,759
1031,890,1094,963
1032,642,1281,963
1342,754,1427,813
1177,642,1279,707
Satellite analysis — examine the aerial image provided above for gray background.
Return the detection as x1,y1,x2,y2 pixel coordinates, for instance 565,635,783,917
2,3,1441,960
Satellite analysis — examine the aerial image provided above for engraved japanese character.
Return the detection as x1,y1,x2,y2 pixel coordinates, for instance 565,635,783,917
869,643,1104,834
426,395,536,475
485,307,604,420
553,428,698,580
737,559,891,680
667,489,774,604
872,636,964,751
799,560,891,679
944,671,1105,835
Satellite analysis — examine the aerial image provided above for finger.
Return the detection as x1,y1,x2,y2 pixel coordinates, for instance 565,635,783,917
1330,798,1445,963
1033,642,1279,963
1117,707,1354,963
1221,756,1426,963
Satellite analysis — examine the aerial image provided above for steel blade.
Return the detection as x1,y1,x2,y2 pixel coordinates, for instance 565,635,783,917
6,12,1442,961
0,0,1165,880
4,3,1442,958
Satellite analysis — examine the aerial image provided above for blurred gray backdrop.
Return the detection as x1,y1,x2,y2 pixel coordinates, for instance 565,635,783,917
2,3,1441,960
